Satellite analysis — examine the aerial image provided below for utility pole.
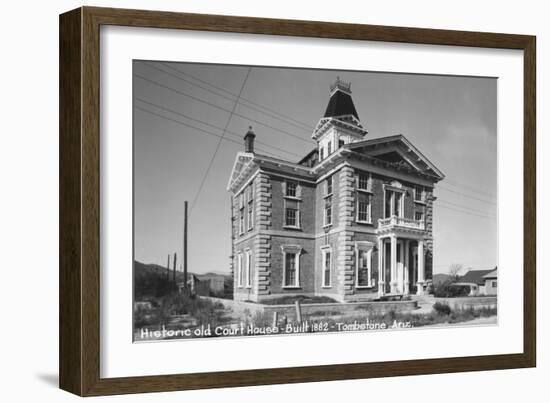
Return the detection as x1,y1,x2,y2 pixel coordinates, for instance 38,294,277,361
172,252,177,286
166,254,170,281
184,200,188,288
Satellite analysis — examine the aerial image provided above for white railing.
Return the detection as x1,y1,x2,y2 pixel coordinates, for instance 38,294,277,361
378,215,425,230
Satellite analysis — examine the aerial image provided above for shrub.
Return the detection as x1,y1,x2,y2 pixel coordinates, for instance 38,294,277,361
433,302,452,316
433,280,470,298
134,306,160,327
383,309,397,322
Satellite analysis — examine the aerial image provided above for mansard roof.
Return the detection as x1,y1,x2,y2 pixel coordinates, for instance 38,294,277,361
324,89,360,120
323,77,360,120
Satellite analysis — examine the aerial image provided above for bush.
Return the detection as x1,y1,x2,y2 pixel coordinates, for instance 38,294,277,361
433,280,470,298
433,302,452,316
133,289,229,332
134,271,176,299
134,306,160,327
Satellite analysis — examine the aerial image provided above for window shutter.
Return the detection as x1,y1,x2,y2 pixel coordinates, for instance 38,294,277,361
282,181,286,195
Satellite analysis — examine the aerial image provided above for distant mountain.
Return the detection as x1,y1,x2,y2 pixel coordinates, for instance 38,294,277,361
134,261,230,278
134,260,194,282
134,261,233,300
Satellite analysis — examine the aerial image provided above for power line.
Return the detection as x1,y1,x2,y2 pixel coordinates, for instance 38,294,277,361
144,62,313,133
135,102,498,213
134,97,303,158
437,198,496,217
435,202,496,219
190,67,252,212
444,178,496,198
438,185,497,205
135,103,498,215
134,106,283,159
134,73,314,146
159,62,314,131
436,202,496,219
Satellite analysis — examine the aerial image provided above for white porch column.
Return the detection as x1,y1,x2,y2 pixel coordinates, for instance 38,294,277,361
377,238,385,297
416,240,425,295
404,240,410,295
390,235,397,294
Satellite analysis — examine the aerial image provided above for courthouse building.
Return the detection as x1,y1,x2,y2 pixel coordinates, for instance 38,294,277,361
227,78,445,302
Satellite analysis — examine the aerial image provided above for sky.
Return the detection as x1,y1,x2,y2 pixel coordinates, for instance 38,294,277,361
133,61,497,276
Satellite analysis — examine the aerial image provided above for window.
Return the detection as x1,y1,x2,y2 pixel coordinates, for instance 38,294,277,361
284,198,300,228
327,141,332,155
324,175,333,226
322,248,331,287
237,253,243,287
339,139,345,148
286,181,297,197
393,192,402,217
247,184,254,230
357,193,371,223
285,208,298,227
414,185,424,202
238,190,246,234
384,189,404,218
356,242,373,287
492,281,498,288
320,147,324,161
247,204,253,230
282,247,301,288
239,209,245,234
245,250,252,288
415,211,424,222
324,197,332,226
326,175,333,195
357,174,370,191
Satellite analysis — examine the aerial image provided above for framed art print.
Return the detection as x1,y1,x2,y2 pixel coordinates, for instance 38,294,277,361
59,6,536,396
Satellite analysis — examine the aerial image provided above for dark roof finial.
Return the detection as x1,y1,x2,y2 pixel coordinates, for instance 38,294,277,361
244,126,256,138
329,77,352,95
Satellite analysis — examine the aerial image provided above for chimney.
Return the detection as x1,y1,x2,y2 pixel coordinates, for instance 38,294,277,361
244,126,256,153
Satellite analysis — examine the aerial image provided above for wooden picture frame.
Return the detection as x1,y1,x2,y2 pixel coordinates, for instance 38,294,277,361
59,6,536,396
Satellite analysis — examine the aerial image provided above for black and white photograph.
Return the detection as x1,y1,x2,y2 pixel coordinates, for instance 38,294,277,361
132,61,498,342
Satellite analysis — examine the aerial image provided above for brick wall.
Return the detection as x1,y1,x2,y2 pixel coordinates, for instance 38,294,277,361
233,236,256,301
313,233,340,299
268,236,316,296
269,174,316,233
314,169,341,232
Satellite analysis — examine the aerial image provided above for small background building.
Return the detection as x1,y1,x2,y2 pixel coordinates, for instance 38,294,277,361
482,268,498,295
453,267,498,296
180,273,226,297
